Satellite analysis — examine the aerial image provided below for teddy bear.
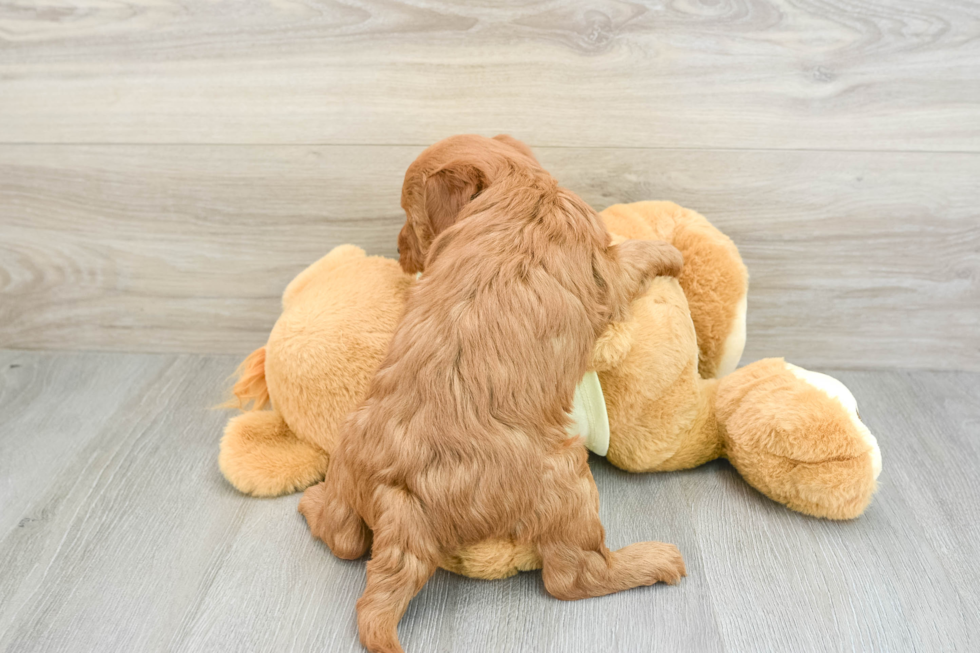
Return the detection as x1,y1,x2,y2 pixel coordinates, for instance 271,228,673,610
219,200,881,579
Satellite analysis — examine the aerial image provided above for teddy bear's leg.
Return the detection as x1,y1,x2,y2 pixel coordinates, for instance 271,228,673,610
716,358,882,519
441,539,541,579
596,276,727,473
219,409,330,497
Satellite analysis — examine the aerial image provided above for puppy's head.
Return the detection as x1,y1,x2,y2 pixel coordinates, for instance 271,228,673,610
398,134,538,273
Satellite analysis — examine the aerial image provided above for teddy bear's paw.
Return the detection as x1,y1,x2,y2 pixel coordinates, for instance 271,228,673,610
784,363,882,480
616,541,687,586
219,410,330,497
717,358,882,519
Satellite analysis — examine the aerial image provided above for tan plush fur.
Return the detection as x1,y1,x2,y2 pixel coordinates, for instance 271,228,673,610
219,409,327,496
297,149,685,653
219,245,412,497
219,228,879,577
601,201,748,379
218,139,880,582
715,358,878,519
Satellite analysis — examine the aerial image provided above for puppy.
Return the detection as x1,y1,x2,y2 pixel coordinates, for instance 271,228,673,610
300,144,686,653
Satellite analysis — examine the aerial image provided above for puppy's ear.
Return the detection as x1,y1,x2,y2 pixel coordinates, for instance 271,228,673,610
492,134,538,163
424,162,488,237
398,222,424,275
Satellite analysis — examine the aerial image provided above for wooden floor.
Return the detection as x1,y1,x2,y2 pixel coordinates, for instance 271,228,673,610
1,349,977,652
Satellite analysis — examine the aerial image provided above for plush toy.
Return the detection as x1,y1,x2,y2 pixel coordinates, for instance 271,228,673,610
220,201,881,579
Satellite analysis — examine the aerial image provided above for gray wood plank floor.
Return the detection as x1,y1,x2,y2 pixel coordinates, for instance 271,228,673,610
1,349,977,652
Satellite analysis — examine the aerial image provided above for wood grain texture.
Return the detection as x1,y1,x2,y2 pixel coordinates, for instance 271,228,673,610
1,350,978,651
685,367,980,652
0,0,978,150
2,144,977,369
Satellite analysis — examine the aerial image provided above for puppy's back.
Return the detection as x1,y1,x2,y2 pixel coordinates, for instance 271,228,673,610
338,170,610,535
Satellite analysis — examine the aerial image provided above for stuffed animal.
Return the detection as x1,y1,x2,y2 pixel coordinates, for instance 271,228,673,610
220,201,881,579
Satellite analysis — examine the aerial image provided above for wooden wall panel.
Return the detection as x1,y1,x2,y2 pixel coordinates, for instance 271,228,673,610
2,144,977,370
0,0,977,150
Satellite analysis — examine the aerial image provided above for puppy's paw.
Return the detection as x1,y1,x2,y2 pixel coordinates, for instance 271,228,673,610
637,240,684,278
615,239,684,293
299,481,371,559
654,543,687,585
298,481,331,540
637,541,687,586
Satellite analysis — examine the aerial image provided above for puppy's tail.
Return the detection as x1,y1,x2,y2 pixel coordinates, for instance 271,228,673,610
219,346,270,410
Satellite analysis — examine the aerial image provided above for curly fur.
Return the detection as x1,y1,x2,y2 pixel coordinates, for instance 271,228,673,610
300,138,686,653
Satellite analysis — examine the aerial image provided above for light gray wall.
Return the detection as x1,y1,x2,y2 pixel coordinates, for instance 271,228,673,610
1,1,978,370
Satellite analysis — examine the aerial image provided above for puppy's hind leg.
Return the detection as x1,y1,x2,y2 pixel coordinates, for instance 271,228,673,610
356,497,438,653
298,474,371,560
537,455,685,601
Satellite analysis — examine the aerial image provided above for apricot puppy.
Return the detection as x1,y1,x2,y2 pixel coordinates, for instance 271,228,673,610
300,143,686,653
